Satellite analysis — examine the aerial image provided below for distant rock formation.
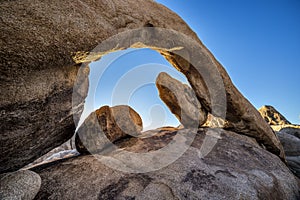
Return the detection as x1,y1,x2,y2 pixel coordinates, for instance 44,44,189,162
75,105,143,154
258,105,291,126
32,128,299,200
156,72,207,128
0,170,41,200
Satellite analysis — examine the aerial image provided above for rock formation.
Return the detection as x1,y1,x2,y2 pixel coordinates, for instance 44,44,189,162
156,72,207,128
203,114,229,128
280,126,300,139
277,127,300,178
258,105,291,125
277,131,300,157
0,0,286,174
75,105,143,154
0,64,89,173
0,170,41,200
23,140,79,170
32,128,299,200
258,105,300,178
2,0,299,198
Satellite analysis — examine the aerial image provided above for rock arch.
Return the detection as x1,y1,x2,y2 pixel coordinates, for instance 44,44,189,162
0,0,284,173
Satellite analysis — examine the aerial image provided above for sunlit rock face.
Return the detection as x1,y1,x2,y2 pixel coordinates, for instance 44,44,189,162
258,105,291,126
32,128,299,200
156,72,207,128
75,105,143,154
1,0,285,172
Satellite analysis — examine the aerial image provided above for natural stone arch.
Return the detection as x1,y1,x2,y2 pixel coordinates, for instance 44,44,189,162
72,27,284,160
0,0,284,173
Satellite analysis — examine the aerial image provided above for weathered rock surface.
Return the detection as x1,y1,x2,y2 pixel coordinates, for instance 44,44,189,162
277,127,300,178
277,132,300,157
279,126,300,139
0,0,285,172
0,170,41,200
32,128,299,200
0,65,89,173
75,105,143,154
259,105,291,125
156,72,207,128
286,156,300,179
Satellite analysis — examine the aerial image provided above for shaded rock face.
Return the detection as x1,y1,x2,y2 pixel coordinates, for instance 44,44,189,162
32,128,299,200
156,72,207,128
0,170,41,200
277,131,300,157
258,105,291,126
277,127,300,178
75,105,143,154
1,0,285,172
0,65,89,173
280,126,300,139
286,156,300,180
23,141,78,169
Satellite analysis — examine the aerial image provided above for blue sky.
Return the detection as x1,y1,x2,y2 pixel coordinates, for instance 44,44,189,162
81,0,300,128
156,0,300,124
82,49,188,130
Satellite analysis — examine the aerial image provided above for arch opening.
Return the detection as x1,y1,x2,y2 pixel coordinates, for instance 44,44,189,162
79,48,191,132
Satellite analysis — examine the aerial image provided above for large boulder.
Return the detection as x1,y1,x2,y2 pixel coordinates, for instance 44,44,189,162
75,105,143,154
156,72,207,128
32,128,299,200
286,156,300,179
258,105,291,125
277,132,300,157
280,126,300,139
0,0,285,172
0,170,41,200
277,127,300,178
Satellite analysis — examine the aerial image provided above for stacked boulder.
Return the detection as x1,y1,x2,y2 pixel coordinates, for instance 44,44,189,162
75,105,143,154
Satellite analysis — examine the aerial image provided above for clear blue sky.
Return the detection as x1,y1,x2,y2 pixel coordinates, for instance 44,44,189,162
156,0,300,124
81,0,300,128
82,49,188,130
